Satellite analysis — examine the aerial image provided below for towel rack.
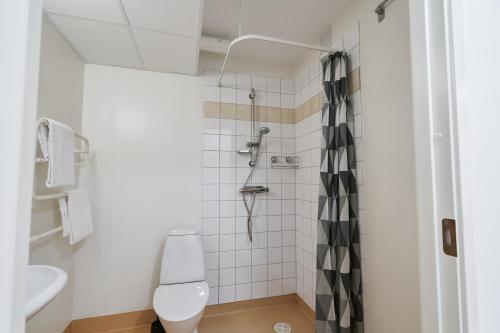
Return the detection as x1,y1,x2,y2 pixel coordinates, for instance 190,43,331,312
30,226,63,244
33,119,91,201
35,118,91,167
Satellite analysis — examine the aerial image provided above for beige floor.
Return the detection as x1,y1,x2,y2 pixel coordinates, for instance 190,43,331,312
101,302,314,333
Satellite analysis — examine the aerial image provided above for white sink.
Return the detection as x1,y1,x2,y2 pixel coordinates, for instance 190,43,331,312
26,265,67,320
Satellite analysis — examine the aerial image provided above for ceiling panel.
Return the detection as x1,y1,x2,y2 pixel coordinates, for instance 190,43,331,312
132,28,198,74
121,0,202,37
202,0,352,65
49,14,142,68
43,0,125,24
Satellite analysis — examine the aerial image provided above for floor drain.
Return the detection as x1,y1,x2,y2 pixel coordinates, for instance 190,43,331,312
274,322,291,333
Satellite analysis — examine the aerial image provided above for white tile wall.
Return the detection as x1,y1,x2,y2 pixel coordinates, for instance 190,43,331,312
293,22,366,317
200,21,365,315
202,71,296,304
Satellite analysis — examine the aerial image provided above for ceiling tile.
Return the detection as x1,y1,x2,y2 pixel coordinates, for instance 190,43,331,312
121,0,202,37
132,28,198,74
49,14,142,68
43,0,125,24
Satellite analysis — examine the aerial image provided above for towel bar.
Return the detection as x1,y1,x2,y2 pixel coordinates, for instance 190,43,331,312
36,118,91,166
33,118,91,200
30,226,63,244
33,192,68,201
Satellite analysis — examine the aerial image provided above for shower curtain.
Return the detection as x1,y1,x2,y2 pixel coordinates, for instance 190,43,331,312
316,52,364,333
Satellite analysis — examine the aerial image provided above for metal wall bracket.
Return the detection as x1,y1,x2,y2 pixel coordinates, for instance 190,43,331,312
270,155,299,168
375,0,394,23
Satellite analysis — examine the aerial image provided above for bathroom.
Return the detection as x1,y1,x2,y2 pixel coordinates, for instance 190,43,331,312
2,0,500,332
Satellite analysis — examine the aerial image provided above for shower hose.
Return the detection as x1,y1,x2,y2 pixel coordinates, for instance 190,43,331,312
242,143,259,242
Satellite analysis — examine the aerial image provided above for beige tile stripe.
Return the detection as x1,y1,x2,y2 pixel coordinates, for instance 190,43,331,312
65,294,311,332
203,67,360,124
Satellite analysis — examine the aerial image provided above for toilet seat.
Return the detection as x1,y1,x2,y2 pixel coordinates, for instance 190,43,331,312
153,281,209,322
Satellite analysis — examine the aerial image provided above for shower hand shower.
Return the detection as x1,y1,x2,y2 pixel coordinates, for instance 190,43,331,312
246,127,270,148
240,89,269,241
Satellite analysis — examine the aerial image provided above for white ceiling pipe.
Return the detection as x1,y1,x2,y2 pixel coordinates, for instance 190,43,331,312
200,36,231,54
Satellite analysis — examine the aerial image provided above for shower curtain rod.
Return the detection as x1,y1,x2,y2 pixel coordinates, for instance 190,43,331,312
217,34,336,87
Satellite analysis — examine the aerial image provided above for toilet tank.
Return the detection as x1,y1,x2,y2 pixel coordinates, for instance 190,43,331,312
159,227,205,285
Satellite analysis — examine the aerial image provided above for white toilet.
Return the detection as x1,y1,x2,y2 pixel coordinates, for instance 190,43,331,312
153,227,209,333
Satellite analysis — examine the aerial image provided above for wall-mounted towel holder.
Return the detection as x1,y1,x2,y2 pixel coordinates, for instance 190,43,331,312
33,119,91,201
31,119,91,244
35,118,91,168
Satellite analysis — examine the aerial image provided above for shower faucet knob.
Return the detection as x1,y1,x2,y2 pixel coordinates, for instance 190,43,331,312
249,161,256,167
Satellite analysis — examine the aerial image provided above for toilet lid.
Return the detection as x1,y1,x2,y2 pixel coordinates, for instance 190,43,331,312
153,281,209,322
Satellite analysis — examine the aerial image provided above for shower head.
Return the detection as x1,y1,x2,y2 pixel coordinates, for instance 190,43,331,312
246,127,271,148
259,127,270,135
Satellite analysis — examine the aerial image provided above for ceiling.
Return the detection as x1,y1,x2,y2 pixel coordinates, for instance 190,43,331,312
44,0,351,74
202,0,352,65
43,0,203,75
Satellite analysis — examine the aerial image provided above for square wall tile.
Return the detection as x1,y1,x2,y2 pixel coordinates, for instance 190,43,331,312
268,247,282,264
283,262,296,278
268,263,283,280
252,281,267,299
236,266,251,284
267,77,281,93
220,234,236,251
203,218,219,235
252,248,268,265
221,72,236,88
220,251,236,268
219,268,236,286
202,201,219,218
219,217,236,234
237,73,251,90
267,92,281,107
252,265,268,282
236,283,252,301
283,278,296,294
252,75,266,91
219,285,236,303
221,87,236,103
281,79,294,94
235,233,251,250
236,249,252,267
268,279,283,297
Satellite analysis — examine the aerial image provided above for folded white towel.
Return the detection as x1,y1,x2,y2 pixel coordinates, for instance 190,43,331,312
58,189,93,245
37,118,75,187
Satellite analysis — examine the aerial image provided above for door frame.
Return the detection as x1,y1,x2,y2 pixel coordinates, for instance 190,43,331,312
0,0,42,332
409,0,469,331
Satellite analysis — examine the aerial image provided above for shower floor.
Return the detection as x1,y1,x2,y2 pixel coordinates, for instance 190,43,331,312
78,295,314,333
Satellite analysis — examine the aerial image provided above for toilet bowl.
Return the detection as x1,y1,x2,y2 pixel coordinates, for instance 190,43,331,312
153,281,209,333
153,227,209,333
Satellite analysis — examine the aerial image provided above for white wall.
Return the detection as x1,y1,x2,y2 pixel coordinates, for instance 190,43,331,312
293,0,421,332
27,17,84,333
200,70,297,304
329,1,421,332
451,0,500,331
0,0,42,331
74,65,203,318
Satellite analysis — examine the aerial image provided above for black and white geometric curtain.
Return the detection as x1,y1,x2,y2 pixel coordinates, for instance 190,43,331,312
316,52,364,333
